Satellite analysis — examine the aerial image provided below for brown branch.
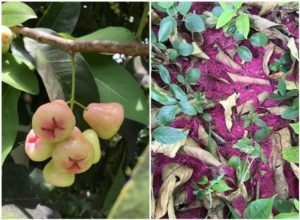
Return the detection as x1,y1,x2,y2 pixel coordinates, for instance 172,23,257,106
11,26,149,56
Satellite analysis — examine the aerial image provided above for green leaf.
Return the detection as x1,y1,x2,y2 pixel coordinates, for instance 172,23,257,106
244,197,275,219
228,156,241,168
158,16,176,42
84,54,148,125
173,41,194,56
37,2,80,34
274,199,296,213
212,6,224,17
151,31,157,43
270,90,298,101
216,9,236,29
2,85,21,163
220,2,233,10
234,138,255,154
177,74,185,83
282,107,299,120
177,2,192,15
166,7,177,16
158,64,171,84
254,118,267,127
156,105,177,126
237,46,253,62
254,127,272,142
151,84,177,105
198,176,208,185
202,113,212,122
185,14,206,33
237,160,250,183
280,52,293,65
250,32,269,47
168,49,177,61
186,68,201,84
24,29,100,128
290,122,299,134
153,126,188,144
2,53,39,95
178,100,197,116
294,199,299,211
211,179,232,192
108,147,149,219
225,201,241,219
157,2,174,9
278,78,287,96
2,2,37,27
274,212,299,219
283,147,299,163
233,2,243,9
236,13,250,39
169,84,187,101
233,30,244,41
78,27,134,42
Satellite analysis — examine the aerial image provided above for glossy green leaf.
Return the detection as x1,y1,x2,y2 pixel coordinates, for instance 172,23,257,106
234,138,255,154
290,122,299,134
211,179,232,192
237,159,250,183
220,2,233,10
233,30,244,41
78,27,134,42
254,118,267,127
156,105,177,126
177,2,192,15
274,199,296,213
254,127,272,142
157,2,174,9
228,156,241,168
185,14,205,32
178,100,197,116
198,176,208,185
244,197,275,219
2,85,21,163
280,52,293,65
237,46,253,62
169,84,187,101
270,90,298,101
233,2,243,9
153,127,188,144
168,49,177,61
2,2,37,27
2,53,39,95
37,2,80,34
278,78,286,96
216,9,236,29
212,6,224,17
151,84,177,105
173,41,194,56
84,54,148,125
202,113,212,122
250,32,269,47
282,107,299,120
186,68,201,84
158,64,171,84
283,147,299,163
274,212,299,219
177,74,185,83
158,16,176,42
236,13,250,39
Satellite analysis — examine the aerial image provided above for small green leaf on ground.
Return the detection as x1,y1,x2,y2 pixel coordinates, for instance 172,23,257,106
254,127,272,142
237,46,253,62
185,14,205,32
282,147,299,163
244,197,275,219
153,126,188,144
250,32,269,46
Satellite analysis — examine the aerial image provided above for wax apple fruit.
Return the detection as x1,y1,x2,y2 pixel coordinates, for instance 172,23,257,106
43,160,75,187
52,127,94,174
32,100,76,143
25,129,54,161
2,25,13,53
83,103,124,139
82,129,101,164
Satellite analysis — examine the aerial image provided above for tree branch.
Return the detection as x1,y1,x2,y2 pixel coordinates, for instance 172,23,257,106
11,26,149,56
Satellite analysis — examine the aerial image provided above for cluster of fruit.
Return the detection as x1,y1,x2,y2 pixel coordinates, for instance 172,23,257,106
25,100,124,187
2,25,13,53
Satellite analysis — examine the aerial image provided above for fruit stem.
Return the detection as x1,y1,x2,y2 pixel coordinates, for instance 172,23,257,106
135,2,149,41
74,100,87,110
70,53,76,111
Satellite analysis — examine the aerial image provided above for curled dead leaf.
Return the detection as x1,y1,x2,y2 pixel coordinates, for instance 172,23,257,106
216,46,242,70
237,91,269,115
155,163,193,219
267,106,289,115
270,128,291,199
264,41,285,54
192,42,210,60
167,196,176,219
259,3,278,16
262,28,289,45
182,138,221,167
227,72,271,86
220,93,238,131
204,196,224,219
263,44,275,75
198,124,218,157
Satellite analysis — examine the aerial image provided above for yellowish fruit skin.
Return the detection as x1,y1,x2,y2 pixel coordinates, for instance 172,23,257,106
43,160,75,187
83,103,124,139
32,100,76,143
25,129,54,162
2,25,13,53
82,129,101,164
52,127,94,174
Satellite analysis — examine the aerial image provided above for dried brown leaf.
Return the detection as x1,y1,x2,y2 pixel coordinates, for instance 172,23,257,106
216,46,242,70
286,80,299,90
264,41,285,54
182,138,221,167
227,48,237,59
269,72,285,80
259,3,278,16
237,91,269,115
261,28,289,45
167,196,176,219
267,106,289,115
220,93,238,131
204,196,224,219
290,162,299,179
227,72,271,86
192,32,204,46
263,44,274,75
249,14,281,30
192,42,210,60
198,125,219,157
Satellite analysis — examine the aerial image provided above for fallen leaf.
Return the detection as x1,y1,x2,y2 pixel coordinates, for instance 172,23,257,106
192,32,204,46
198,124,218,157
182,138,221,167
192,42,210,60
285,80,299,90
249,14,281,29
263,44,275,75
227,72,271,86
267,106,289,115
287,37,299,61
204,196,224,219
290,162,299,179
237,91,269,114
270,128,291,199
152,130,189,158
155,163,193,219
264,41,285,54
259,3,278,16
167,196,176,219
220,93,238,131
227,48,237,59
262,28,289,45
216,46,242,70
269,72,285,80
